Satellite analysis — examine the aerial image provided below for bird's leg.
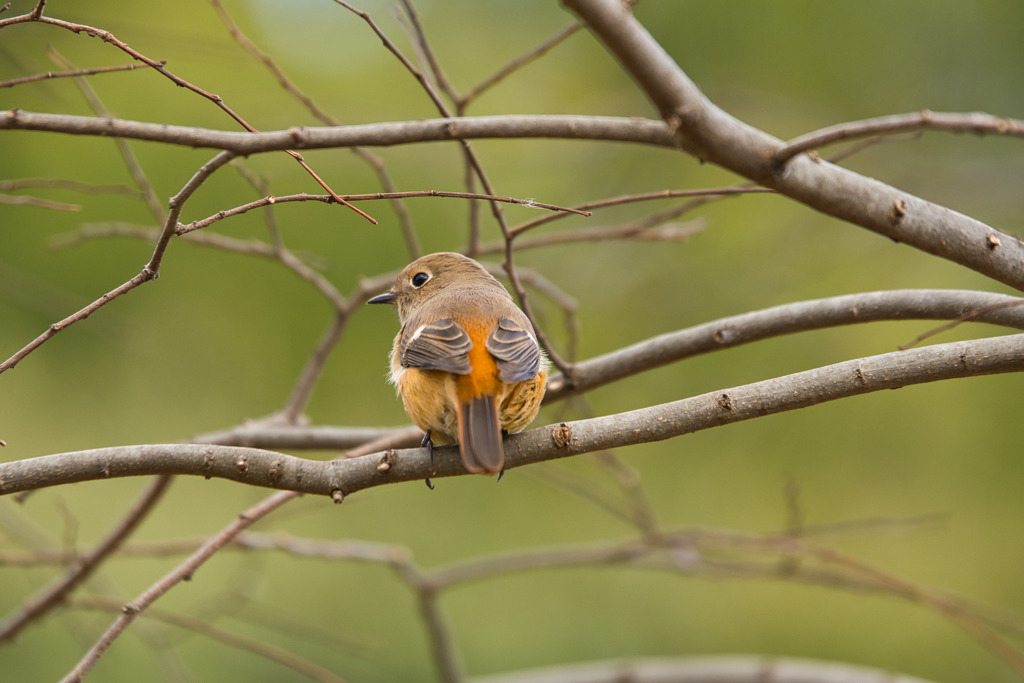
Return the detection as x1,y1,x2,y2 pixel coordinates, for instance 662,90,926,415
421,430,435,490
496,429,509,482
421,430,434,461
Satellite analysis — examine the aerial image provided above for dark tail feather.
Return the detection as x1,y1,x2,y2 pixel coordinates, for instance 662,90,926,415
457,395,504,475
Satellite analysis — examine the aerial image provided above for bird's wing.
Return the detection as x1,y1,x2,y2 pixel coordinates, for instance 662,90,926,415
486,317,542,384
399,318,473,375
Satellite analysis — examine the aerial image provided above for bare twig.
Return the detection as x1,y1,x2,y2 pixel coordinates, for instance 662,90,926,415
0,266,156,373
333,1,570,376
70,596,348,683
175,190,588,236
397,0,459,107
508,186,770,239
898,299,1024,350
0,476,172,643
55,417,423,681
0,150,239,374
0,61,155,89
0,194,79,211
460,22,585,105
0,6,373,223
47,47,166,224
774,110,1024,164
59,489,298,683
811,545,1024,675
0,177,139,195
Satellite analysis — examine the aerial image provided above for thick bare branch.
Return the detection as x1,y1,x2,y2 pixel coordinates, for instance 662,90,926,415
0,110,675,152
547,289,1024,399
4,332,1023,497
562,0,1024,292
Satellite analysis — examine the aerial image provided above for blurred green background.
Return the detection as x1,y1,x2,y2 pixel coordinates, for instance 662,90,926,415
2,1,1024,681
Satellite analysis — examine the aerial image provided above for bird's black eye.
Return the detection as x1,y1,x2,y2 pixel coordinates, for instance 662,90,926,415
411,272,430,288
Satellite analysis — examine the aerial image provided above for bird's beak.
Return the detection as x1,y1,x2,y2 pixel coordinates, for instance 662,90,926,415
367,291,397,305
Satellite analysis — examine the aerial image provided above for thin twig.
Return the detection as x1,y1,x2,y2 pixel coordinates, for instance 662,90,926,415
0,267,156,373
0,476,172,643
47,47,166,224
59,489,299,682
2,5,373,223
69,597,348,683
0,61,156,88
460,22,585,105
0,151,235,375
774,110,1024,165
509,186,771,238
0,194,79,211
0,177,139,195
897,299,1024,350
397,0,459,106
174,190,588,236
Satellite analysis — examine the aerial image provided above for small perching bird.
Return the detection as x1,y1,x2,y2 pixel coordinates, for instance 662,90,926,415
368,252,548,475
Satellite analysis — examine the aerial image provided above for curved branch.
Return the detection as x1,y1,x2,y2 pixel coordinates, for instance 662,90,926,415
562,0,1024,292
467,655,938,683
3,333,1022,497
1,110,675,152
774,110,1024,164
546,288,1024,399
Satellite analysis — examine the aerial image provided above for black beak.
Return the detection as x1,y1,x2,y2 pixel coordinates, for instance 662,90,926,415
367,292,397,305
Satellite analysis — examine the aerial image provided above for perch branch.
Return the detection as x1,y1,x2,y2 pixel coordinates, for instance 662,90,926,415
4,332,1024,497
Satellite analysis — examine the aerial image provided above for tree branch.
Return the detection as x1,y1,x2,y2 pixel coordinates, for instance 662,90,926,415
562,0,1024,292
467,655,939,683
4,332,1023,497
546,288,1024,399
0,110,675,152
774,110,1024,164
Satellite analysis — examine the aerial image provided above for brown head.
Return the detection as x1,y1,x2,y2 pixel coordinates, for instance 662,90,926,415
366,252,513,323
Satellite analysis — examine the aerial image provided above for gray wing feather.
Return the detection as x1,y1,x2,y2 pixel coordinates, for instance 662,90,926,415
400,318,473,375
486,318,541,384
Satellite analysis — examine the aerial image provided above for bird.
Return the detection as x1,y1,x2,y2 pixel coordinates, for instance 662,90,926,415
368,252,547,475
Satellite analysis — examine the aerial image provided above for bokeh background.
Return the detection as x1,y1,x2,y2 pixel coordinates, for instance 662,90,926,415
2,1,1024,680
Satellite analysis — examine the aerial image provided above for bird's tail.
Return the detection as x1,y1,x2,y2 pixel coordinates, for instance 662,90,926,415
457,395,503,475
